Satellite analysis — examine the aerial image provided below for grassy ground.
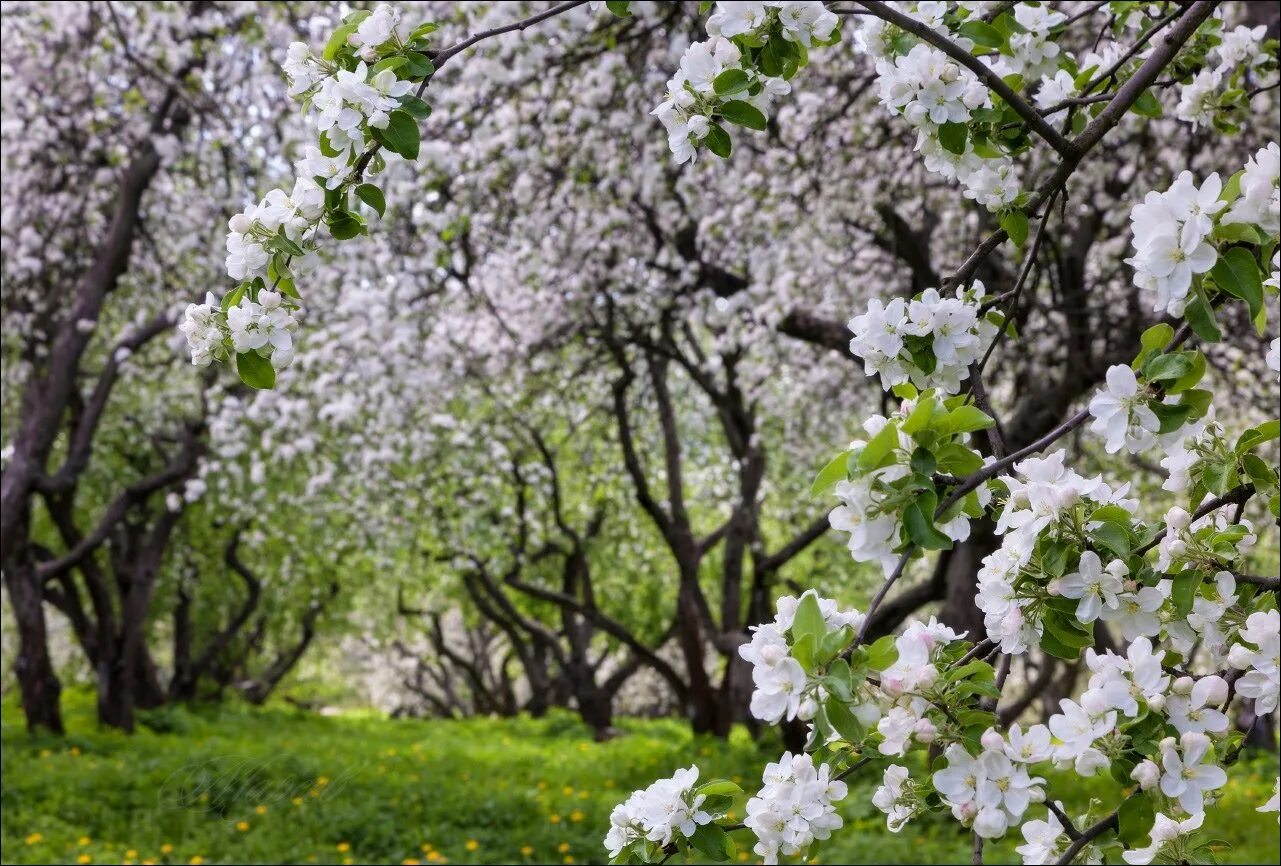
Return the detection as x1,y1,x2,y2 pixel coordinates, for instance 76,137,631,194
2,691,1278,865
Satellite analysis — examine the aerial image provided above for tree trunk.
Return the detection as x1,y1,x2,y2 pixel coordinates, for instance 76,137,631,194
3,558,64,733
936,518,999,636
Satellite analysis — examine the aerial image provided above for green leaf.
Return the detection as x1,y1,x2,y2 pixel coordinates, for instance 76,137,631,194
824,694,866,743
1141,351,1194,383
1038,627,1082,660
939,121,968,155
705,123,732,158
712,68,750,97
326,209,364,240
1118,794,1156,845
1001,209,1029,247
865,634,899,671
940,405,995,435
1131,88,1163,117
221,284,246,312
398,94,433,119
791,593,827,644
857,420,901,472
904,501,952,550
403,51,435,79
605,0,633,16
1184,285,1221,343
371,56,407,75
811,450,852,497
1236,420,1280,453
719,100,767,131
236,352,276,390
689,824,730,862
958,20,1005,49
1171,571,1199,616
1089,522,1130,557
696,779,743,797
901,394,937,435
1210,246,1264,320
371,109,420,161
910,446,937,477
355,183,386,218
323,24,357,61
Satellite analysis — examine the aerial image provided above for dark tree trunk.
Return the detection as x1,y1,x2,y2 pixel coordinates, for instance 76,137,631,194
3,556,64,733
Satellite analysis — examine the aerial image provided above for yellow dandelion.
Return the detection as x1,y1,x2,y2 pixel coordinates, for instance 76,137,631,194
255,804,268,815
71,746,82,756
549,814,561,824
126,850,138,859
317,776,330,786
426,852,441,863
78,836,92,846
557,843,571,854
344,860,354,865
77,856,91,865
190,857,204,865
564,857,575,865
236,821,250,832
421,842,433,852
143,861,157,865
561,786,574,797
292,797,304,806
39,749,51,758
570,810,584,823
25,833,42,845
401,860,421,865
577,791,589,800
337,842,351,853
465,840,479,851
738,853,749,862
161,844,174,854
520,846,534,856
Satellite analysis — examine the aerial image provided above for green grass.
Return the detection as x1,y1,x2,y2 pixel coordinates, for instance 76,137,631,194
2,691,1277,865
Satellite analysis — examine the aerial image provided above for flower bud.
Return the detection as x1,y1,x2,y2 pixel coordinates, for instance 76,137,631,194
913,718,937,743
916,664,939,689
1046,579,1063,596
259,290,281,310
1173,676,1194,696
1180,731,1210,754
980,728,1005,752
1167,539,1187,558
1053,486,1080,511
1165,507,1192,531
1147,693,1165,712
1158,736,1177,754
1131,759,1160,790
1199,675,1228,707
229,213,254,234
760,644,786,666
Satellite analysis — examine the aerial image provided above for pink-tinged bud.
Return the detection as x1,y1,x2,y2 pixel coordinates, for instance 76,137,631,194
1173,676,1194,696
1131,759,1160,790
916,664,939,689
913,718,937,743
980,729,1005,752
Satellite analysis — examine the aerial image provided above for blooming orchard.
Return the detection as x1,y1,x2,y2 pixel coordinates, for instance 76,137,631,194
177,2,1281,865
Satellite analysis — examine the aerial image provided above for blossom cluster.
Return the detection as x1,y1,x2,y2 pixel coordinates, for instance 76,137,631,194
1175,23,1275,130
977,451,1139,653
847,281,1000,394
603,766,715,859
738,591,865,723
827,394,992,576
184,4,432,386
743,752,847,865
653,2,838,163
